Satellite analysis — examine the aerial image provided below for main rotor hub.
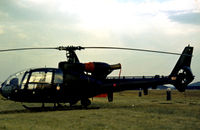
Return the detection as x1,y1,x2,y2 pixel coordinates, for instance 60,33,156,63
57,46,84,63
57,46,85,51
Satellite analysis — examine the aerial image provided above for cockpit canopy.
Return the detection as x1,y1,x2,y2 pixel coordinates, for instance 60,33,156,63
1,70,26,90
1,68,63,98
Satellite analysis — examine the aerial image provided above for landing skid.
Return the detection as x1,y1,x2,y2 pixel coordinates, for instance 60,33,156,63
22,105,100,112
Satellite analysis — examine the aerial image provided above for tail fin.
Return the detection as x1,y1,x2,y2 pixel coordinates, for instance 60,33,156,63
169,45,194,92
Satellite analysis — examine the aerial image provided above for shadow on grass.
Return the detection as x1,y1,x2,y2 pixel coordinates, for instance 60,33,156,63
0,104,135,114
0,109,30,114
0,105,101,114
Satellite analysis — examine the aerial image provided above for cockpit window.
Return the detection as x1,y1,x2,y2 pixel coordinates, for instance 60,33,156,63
1,70,26,97
3,70,26,89
21,72,29,89
54,69,63,84
29,71,53,84
26,71,53,90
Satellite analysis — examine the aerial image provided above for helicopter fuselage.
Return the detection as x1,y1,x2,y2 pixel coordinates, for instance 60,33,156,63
0,67,173,104
0,46,194,107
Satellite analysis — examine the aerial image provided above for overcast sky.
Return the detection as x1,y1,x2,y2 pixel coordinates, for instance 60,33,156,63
0,0,200,83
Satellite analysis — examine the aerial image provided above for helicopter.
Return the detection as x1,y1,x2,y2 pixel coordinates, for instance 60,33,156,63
0,45,194,109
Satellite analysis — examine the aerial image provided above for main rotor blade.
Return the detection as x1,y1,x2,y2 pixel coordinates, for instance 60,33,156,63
84,46,183,56
0,46,84,52
0,47,58,52
0,46,191,56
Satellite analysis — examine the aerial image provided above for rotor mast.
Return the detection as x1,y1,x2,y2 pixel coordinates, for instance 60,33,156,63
57,46,85,63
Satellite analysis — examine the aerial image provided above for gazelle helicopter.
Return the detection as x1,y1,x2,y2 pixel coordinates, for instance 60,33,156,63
0,45,194,109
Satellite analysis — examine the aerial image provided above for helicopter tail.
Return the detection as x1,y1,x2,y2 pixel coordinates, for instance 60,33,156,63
169,45,194,92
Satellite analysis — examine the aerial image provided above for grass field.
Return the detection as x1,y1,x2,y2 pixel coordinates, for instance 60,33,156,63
0,90,200,130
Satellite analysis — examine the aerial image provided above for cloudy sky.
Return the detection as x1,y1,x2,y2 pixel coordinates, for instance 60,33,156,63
0,0,200,83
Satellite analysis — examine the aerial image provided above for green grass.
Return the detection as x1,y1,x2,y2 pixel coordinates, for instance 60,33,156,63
0,90,200,130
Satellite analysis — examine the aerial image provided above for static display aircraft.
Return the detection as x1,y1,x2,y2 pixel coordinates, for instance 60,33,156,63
0,45,194,109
